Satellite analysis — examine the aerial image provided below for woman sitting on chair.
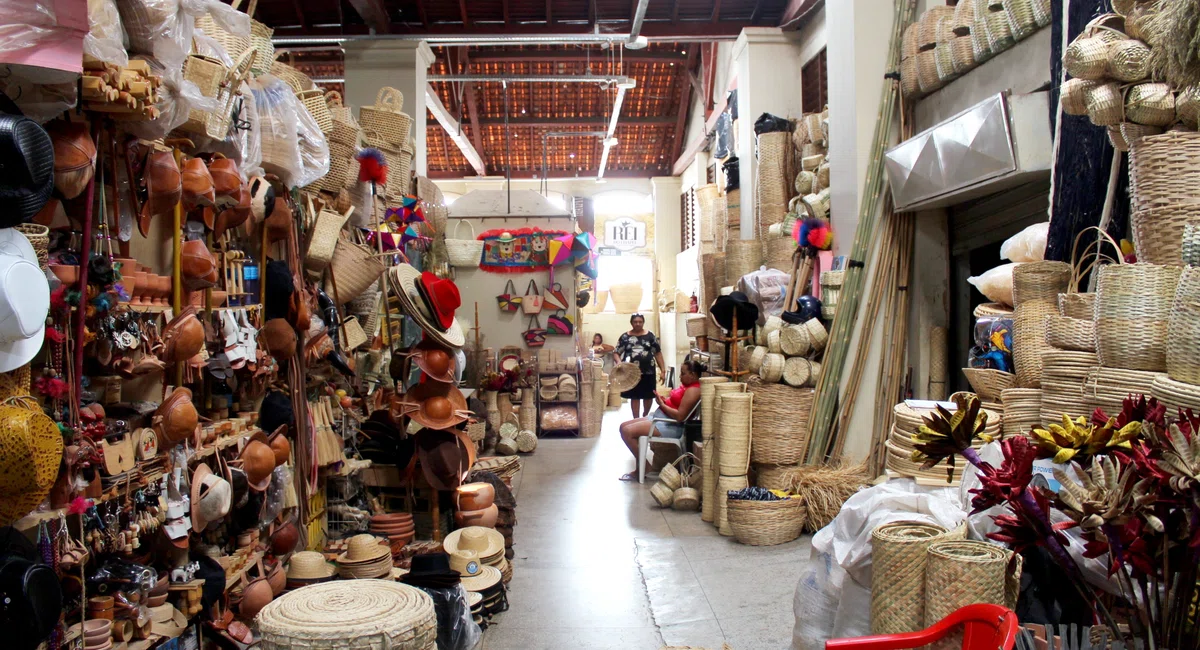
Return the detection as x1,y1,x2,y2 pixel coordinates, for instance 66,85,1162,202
617,358,705,481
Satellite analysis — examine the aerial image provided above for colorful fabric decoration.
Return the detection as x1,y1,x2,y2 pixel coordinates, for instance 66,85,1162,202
386,197,425,225
548,233,575,266
478,227,571,273
795,217,833,250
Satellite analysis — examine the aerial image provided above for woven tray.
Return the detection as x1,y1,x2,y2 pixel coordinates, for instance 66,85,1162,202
256,580,436,650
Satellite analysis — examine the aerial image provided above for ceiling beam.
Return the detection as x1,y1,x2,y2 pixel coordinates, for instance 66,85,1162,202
414,0,427,27
474,116,674,127
750,0,765,24
670,45,699,167
588,0,598,29
289,0,306,28
671,0,680,21
424,168,663,180
502,0,510,25
426,84,487,176
712,0,722,22
346,0,391,34
272,22,748,39
459,0,470,26
460,49,488,174
779,0,823,29
466,49,688,63
546,0,552,25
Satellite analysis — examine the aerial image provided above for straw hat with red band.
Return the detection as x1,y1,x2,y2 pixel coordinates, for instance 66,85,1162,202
389,265,465,348
411,339,456,384
393,381,470,430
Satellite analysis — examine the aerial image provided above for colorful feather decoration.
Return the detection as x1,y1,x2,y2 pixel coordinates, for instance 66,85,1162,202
356,148,389,185
795,217,833,250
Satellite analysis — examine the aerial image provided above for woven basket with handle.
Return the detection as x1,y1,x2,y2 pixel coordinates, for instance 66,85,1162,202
359,87,413,148
1167,266,1200,385
446,220,483,268
324,237,386,304
746,377,811,464
304,205,349,272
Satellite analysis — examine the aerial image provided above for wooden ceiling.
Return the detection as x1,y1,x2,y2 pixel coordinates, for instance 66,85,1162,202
261,1,805,179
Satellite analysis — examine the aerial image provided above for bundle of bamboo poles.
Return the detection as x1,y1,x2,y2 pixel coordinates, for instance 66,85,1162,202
805,0,919,463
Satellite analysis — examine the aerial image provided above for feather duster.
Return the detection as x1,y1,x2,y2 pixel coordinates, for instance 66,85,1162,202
356,148,389,185
795,217,833,250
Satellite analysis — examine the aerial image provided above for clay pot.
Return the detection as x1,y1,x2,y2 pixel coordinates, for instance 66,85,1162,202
81,619,112,644
455,482,495,511
270,519,300,556
50,264,79,286
454,503,499,529
370,523,415,536
370,513,413,525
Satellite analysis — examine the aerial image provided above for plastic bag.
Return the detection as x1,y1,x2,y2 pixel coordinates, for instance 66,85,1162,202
737,267,791,326
252,75,304,187
115,0,197,71
967,262,1020,306
0,73,77,123
754,112,793,135
713,112,733,159
123,53,216,141
86,0,129,66
293,87,331,188
722,156,740,192
1000,222,1049,263
191,27,232,66
193,87,261,179
411,584,482,650
0,0,89,75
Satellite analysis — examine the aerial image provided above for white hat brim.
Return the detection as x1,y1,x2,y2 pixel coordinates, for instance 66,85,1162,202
0,229,46,372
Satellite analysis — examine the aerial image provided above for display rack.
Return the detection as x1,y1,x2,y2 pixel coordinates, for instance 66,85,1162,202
536,359,581,437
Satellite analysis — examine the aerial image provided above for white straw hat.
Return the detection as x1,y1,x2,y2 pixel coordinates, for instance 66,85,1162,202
0,229,47,372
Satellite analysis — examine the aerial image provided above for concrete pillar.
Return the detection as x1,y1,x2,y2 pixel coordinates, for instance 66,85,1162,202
730,28,807,240
342,41,436,175
652,176,683,294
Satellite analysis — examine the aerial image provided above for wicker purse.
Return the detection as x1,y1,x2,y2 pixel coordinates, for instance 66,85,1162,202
359,87,413,148
304,203,350,272
446,220,483,268
323,236,386,303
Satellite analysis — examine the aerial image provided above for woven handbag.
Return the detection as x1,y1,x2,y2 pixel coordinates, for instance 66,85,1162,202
523,315,547,348
547,312,573,336
522,280,544,315
359,87,413,148
324,237,386,303
446,220,483,268
304,204,349,272
339,316,368,351
497,279,520,312
544,282,569,311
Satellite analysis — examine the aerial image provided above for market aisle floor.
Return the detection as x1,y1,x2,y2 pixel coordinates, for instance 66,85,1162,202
483,404,809,650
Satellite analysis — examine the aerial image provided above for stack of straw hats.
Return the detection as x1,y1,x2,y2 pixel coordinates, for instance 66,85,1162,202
336,534,393,579
444,526,510,585
885,402,1000,485
468,592,485,628
285,551,336,591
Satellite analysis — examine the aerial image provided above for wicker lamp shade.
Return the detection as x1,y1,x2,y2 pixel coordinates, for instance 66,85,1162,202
870,522,965,635
1095,264,1181,372
256,581,436,650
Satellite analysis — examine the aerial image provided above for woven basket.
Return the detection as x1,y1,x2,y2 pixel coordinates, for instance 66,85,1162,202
609,283,644,313
446,220,483,268
902,24,920,59
1126,82,1177,127
16,224,48,269
1167,266,1200,385
326,91,361,147
304,208,349,272
1130,131,1200,213
961,368,1015,401
950,35,977,74
821,270,844,320
298,89,333,134
779,324,812,357
1061,78,1098,116
1046,315,1096,352
1108,39,1151,82
728,497,807,546
1001,387,1042,437
1117,122,1164,153
795,170,816,196
870,522,965,635
650,481,674,507
256,580,436,650
1012,262,1071,388
953,0,975,34
718,393,753,476
726,239,764,284
1131,203,1199,266
920,6,955,47
917,50,943,94
271,55,314,93
699,376,730,442
757,132,793,212
716,475,749,536
804,113,826,146
760,353,785,383
1151,374,1200,413
1031,0,1050,26
1096,264,1181,372
925,541,1021,633
1087,82,1124,127
935,42,957,83
971,14,994,63
746,378,813,465
360,87,413,148
326,239,386,303
1039,350,1101,424
783,358,820,388
1176,85,1200,129
984,5,1015,52
1185,224,1200,265
1058,292,1095,320
1064,37,1113,81
1003,0,1036,40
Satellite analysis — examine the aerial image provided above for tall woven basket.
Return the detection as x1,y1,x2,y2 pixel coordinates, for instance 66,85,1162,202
1129,131,1200,213
746,377,813,465
609,283,644,313
359,87,414,148
1096,263,1181,372
726,239,764,285
870,522,966,635
1012,261,1071,388
925,541,1021,643
727,497,807,546
718,393,753,477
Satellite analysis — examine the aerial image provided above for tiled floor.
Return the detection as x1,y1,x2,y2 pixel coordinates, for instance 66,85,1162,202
483,405,807,649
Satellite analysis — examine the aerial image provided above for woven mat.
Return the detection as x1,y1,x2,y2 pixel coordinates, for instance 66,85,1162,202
870,522,965,635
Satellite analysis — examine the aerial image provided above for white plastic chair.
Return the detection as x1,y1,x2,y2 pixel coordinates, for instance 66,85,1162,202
638,400,701,484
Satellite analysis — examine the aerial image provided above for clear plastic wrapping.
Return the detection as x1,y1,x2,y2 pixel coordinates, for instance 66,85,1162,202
252,75,304,186
86,0,129,66
115,0,194,70
736,267,791,325
999,222,1048,263
123,53,216,141
193,86,262,179
967,262,1020,306
411,584,482,650
191,27,232,66
0,0,89,75
293,86,331,188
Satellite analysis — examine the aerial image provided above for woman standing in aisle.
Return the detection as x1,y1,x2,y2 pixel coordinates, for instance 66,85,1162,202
613,313,664,420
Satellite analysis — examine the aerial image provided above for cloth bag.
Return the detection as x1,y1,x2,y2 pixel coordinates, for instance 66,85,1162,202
547,312,573,336
522,279,543,314
497,279,520,312
523,315,546,348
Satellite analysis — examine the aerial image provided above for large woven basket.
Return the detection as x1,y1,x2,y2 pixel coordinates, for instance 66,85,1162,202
917,50,943,94
715,475,749,536
326,91,362,147
961,368,1014,401
1132,203,1198,267
609,283,644,313
1000,388,1043,437
1151,374,1200,414
1040,350,1101,424
1086,81,1124,127
727,497,807,546
1046,315,1096,352
1167,266,1200,385
746,377,813,465
1108,39,1151,82
783,358,820,388
1095,263,1181,372
925,541,1021,633
1060,78,1097,116
360,87,413,148
1177,84,1200,129
193,0,272,74
726,239,764,283
1013,262,1071,387
298,89,333,134
699,376,731,443
256,580,436,650
1130,131,1200,213
870,522,965,635
718,393,754,476
1003,0,1037,40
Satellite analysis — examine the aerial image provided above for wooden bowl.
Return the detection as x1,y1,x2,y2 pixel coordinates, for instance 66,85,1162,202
145,592,168,607
455,483,495,511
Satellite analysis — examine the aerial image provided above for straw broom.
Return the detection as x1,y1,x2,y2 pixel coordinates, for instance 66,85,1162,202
781,463,869,532
805,0,919,464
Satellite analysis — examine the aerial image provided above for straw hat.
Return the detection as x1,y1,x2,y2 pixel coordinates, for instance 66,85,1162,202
189,463,231,533
609,363,641,393
448,550,502,592
389,264,465,347
443,526,504,562
337,534,391,565
286,551,335,581
0,404,63,526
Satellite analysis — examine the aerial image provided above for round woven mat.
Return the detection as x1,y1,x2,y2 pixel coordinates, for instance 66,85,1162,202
1151,375,1200,412
256,580,436,650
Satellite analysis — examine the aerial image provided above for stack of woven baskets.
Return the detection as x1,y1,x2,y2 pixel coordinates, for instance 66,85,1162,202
1061,12,1189,154
901,0,1047,100
884,402,1000,486
716,391,754,536
741,315,827,388
746,376,814,482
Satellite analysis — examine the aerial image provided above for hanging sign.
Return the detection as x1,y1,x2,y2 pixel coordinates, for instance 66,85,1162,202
604,217,647,251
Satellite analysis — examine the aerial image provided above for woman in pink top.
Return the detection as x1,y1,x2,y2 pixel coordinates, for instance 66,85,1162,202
617,358,704,481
